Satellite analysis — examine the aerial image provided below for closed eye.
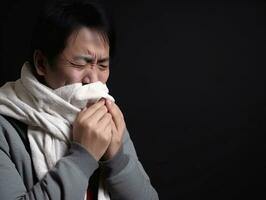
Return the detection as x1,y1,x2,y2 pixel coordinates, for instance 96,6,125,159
68,61,86,67
98,64,109,71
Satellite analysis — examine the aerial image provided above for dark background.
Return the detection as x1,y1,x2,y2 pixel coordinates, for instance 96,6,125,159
1,1,265,199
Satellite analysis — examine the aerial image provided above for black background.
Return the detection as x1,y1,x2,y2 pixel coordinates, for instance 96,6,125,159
1,1,265,199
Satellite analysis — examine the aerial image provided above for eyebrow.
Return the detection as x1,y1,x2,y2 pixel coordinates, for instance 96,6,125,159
73,55,109,63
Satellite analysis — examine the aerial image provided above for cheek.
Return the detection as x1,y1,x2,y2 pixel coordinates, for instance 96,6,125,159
98,70,109,83
58,69,84,84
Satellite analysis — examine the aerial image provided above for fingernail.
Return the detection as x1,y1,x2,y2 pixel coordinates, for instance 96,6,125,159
97,97,105,103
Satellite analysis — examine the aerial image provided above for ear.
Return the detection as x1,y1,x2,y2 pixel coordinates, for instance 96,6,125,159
33,50,50,76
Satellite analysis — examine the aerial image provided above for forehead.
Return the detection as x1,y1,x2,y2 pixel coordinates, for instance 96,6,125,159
64,27,109,57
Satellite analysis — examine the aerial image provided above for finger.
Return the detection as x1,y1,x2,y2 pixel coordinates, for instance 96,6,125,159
79,99,105,120
111,119,117,133
86,97,105,108
76,106,87,120
88,105,108,124
107,100,123,118
103,117,112,133
86,101,94,108
98,113,112,131
106,100,123,130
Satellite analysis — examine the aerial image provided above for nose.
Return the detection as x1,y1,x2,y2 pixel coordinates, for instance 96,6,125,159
82,65,99,85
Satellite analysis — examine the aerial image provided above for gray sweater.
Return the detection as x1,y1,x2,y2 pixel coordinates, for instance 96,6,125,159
0,115,159,200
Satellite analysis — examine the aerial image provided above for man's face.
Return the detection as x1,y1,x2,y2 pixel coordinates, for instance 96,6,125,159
40,27,110,89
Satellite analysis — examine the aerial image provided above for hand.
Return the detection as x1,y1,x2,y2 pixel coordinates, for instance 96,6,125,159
102,99,126,160
72,99,112,161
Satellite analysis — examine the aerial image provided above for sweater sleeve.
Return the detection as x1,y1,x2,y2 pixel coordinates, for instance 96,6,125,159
0,138,98,200
99,128,159,200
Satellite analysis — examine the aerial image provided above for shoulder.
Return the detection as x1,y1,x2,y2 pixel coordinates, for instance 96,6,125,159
0,115,23,137
0,115,15,155
0,115,15,137
0,115,27,136
0,115,27,153
0,115,11,128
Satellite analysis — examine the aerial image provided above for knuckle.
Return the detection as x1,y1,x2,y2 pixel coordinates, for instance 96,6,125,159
102,106,108,113
76,118,84,127
86,121,94,129
95,126,101,134
103,130,111,138
106,113,112,119
106,133,112,142
100,134,108,143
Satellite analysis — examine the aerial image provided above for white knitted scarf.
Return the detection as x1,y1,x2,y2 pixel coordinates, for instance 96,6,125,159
0,61,113,200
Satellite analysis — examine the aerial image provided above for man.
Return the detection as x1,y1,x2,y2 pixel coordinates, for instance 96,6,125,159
0,0,159,199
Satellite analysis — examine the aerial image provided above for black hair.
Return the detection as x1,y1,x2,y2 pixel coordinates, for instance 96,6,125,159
30,0,115,67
